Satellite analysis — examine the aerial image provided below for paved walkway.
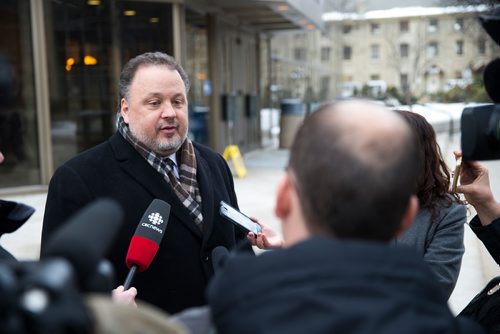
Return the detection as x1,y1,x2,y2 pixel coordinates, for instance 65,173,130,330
1,132,500,316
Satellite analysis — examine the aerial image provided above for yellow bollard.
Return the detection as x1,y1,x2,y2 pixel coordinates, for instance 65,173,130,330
223,145,247,178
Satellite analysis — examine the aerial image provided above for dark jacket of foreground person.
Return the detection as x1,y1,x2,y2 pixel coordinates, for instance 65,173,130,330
470,217,500,265
208,236,484,334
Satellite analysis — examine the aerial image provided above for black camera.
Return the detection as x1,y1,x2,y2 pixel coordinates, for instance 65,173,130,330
460,8,500,161
461,104,500,161
0,199,123,334
0,259,92,334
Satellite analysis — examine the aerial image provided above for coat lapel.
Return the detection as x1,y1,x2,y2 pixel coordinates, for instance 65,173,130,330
110,133,202,238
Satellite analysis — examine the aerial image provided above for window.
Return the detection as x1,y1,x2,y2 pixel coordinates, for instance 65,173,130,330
400,74,409,90
427,42,439,57
428,18,438,32
454,17,464,31
400,43,409,58
0,0,40,187
342,74,353,81
321,47,331,62
479,38,486,55
343,24,352,34
370,23,380,34
370,74,380,80
343,46,352,60
319,76,330,100
456,40,464,55
370,44,380,59
399,20,409,32
294,47,306,61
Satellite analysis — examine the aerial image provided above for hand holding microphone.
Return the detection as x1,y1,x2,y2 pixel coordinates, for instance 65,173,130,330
112,285,138,307
123,199,171,290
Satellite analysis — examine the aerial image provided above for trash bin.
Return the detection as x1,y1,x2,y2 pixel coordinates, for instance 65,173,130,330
279,99,304,149
189,106,209,145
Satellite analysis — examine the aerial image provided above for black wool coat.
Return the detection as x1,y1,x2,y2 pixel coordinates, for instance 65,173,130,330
208,236,484,334
41,132,248,314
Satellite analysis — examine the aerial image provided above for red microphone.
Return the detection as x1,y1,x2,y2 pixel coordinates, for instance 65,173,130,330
123,199,171,289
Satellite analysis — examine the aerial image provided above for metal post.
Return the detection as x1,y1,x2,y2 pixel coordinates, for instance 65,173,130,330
30,0,53,184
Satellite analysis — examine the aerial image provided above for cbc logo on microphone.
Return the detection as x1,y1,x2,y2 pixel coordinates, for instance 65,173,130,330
148,212,163,225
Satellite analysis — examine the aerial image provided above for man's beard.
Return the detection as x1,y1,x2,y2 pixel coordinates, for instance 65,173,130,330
128,123,187,156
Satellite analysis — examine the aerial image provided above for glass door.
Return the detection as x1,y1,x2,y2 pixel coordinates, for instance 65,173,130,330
0,0,39,188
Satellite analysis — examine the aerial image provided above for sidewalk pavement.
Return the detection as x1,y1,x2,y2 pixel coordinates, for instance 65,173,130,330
1,140,500,315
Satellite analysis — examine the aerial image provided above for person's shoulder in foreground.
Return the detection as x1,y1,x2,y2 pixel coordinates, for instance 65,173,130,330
207,99,484,334
209,236,480,334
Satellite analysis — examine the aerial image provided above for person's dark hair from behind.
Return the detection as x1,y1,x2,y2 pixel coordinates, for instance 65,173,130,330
288,101,418,241
395,110,462,223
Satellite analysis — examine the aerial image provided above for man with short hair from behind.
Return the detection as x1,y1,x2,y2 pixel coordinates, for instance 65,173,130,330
207,100,483,334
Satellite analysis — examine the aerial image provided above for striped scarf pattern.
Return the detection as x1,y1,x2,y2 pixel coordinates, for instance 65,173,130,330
117,115,203,227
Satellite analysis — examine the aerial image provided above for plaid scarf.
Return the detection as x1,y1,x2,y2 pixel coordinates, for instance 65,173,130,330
117,115,203,227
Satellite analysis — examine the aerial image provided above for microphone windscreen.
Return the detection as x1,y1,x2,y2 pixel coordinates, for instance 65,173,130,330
41,198,124,289
126,199,171,272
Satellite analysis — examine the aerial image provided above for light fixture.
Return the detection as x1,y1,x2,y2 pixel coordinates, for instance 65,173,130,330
196,72,207,80
84,55,98,66
87,0,100,5
65,57,75,72
149,17,160,23
123,10,136,16
276,5,289,12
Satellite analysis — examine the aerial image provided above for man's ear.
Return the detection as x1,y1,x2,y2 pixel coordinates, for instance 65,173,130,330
120,98,130,124
396,195,419,237
275,174,292,220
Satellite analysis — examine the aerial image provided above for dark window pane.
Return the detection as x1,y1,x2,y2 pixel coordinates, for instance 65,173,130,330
0,0,39,187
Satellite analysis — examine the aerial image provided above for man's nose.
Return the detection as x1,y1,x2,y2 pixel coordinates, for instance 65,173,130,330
160,103,176,118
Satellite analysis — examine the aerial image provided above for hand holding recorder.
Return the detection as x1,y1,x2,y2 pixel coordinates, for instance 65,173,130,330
453,150,500,226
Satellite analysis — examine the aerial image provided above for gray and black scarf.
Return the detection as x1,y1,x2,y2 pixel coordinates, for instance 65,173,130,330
117,115,203,228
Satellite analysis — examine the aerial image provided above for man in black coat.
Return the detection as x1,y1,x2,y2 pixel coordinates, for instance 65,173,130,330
207,100,483,334
41,52,249,314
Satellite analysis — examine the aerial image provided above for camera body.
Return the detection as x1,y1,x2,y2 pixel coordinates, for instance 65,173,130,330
460,8,500,161
461,104,500,161
0,259,92,334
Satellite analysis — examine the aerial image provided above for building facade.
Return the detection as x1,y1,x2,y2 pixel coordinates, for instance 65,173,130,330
269,5,498,105
327,6,498,101
268,28,341,107
0,0,321,192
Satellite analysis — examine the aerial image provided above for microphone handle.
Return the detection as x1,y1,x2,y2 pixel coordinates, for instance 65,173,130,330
123,265,138,290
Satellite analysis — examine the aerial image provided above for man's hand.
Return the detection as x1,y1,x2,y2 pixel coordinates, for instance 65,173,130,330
246,219,284,249
112,285,138,307
454,151,500,225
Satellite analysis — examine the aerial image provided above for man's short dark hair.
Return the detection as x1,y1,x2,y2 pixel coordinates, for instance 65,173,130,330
118,51,190,103
288,101,418,241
